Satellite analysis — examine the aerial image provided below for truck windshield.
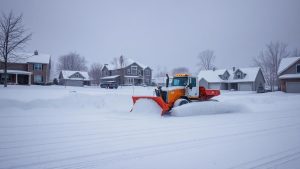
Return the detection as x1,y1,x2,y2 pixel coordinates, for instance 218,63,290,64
171,77,188,86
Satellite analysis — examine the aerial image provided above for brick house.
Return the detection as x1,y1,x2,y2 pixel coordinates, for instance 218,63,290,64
101,58,152,86
278,57,300,93
0,50,51,85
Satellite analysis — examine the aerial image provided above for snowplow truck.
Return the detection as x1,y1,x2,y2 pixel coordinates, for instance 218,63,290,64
132,73,220,115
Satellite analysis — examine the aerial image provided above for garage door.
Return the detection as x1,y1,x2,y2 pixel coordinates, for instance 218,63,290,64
286,82,300,93
66,80,83,87
208,83,221,89
238,83,252,91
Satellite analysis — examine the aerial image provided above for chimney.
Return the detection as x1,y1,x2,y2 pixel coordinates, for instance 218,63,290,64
232,67,236,71
34,50,38,55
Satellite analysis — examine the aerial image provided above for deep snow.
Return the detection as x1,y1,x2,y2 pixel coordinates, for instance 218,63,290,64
0,85,300,169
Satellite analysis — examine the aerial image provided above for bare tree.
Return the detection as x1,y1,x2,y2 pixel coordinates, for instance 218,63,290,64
88,63,103,85
172,67,189,75
253,41,289,91
56,52,88,72
292,48,300,57
197,50,215,71
155,66,168,78
0,11,32,87
119,55,126,69
111,57,119,69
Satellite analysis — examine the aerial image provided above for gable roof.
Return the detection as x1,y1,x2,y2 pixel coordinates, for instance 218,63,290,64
102,57,149,70
1,52,51,64
197,69,227,83
198,67,261,83
278,57,300,75
60,70,90,80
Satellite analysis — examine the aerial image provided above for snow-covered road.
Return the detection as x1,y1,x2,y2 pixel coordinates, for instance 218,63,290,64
0,86,300,169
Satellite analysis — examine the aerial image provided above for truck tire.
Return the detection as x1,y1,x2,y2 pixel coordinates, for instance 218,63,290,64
174,99,189,107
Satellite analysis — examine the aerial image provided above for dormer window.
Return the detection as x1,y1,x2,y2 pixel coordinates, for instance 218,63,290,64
297,64,300,73
235,71,243,79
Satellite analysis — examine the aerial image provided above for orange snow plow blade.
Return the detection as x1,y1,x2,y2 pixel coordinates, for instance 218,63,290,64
131,96,170,115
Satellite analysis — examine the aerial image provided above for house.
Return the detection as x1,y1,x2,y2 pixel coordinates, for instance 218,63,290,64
198,67,265,91
101,58,152,86
278,57,300,93
0,50,51,85
59,70,91,87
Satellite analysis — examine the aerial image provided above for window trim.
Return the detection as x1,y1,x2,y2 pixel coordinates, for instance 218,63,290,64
34,63,42,70
131,66,137,75
297,64,300,73
145,69,150,76
34,75,43,83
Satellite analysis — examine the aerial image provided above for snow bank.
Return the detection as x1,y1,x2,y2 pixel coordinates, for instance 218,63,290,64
130,99,162,116
171,101,247,117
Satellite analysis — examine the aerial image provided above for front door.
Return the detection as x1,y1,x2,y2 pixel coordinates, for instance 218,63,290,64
186,77,199,98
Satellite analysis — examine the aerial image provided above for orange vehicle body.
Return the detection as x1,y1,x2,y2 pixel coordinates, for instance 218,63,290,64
132,86,220,115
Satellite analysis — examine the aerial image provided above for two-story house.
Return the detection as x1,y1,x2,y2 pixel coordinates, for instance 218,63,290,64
101,58,152,86
278,57,300,93
198,67,265,91
0,50,51,85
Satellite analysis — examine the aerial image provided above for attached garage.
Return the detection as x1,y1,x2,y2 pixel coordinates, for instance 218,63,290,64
208,83,221,89
238,83,253,91
286,82,300,93
65,79,83,87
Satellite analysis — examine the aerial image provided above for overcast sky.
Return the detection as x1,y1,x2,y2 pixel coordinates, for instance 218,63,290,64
1,0,300,74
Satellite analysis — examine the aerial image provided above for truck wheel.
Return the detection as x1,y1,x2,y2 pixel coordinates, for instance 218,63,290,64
174,99,189,107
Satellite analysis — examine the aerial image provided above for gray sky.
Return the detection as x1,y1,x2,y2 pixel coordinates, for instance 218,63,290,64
1,0,300,74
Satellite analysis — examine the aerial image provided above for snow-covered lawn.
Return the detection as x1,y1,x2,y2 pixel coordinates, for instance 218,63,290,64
0,85,300,169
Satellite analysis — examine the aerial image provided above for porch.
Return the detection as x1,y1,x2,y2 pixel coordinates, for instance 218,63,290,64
0,70,32,85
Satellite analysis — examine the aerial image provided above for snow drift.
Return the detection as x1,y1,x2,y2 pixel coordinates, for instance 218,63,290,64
171,101,247,117
130,99,162,116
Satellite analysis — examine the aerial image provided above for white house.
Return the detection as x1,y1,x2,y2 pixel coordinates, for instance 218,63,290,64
198,67,265,91
58,70,91,87
278,57,300,93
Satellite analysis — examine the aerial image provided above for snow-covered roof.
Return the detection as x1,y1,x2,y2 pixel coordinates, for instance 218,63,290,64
102,57,149,70
278,57,300,75
124,75,142,78
3,52,51,64
279,74,300,79
60,70,90,80
198,69,227,83
100,75,120,79
0,69,32,75
126,58,148,69
198,67,261,83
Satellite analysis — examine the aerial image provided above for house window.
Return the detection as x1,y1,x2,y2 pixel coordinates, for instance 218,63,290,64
74,74,80,78
145,69,150,76
236,72,242,79
297,64,300,73
34,75,42,83
138,70,142,76
131,66,137,75
127,69,131,74
34,64,42,70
